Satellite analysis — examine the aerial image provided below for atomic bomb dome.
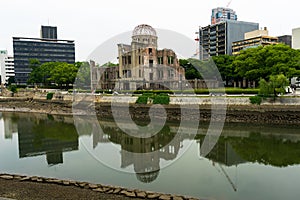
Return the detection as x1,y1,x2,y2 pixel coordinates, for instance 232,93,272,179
132,24,157,37
132,24,157,47
91,24,185,91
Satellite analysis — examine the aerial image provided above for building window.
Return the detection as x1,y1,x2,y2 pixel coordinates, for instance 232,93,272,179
168,56,174,65
128,56,131,65
168,69,174,78
158,57,163,64
158,70,163,80
150,73,153,81
149,60,153,67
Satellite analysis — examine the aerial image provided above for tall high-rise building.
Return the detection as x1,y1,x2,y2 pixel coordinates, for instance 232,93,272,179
199,20,259,60
211,7,237,25
13,26,75,84
292,28,300,49
40,25,57,39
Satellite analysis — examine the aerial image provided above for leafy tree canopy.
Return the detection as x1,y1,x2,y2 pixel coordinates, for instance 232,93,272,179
259,74,289,98
28,61,83,89
232,44,300,81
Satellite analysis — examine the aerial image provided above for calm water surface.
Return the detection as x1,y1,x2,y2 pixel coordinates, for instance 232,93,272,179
0,112,300,200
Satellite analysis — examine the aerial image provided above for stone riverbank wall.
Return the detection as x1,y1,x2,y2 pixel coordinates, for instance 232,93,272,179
0,173,197,200
0,94,300,124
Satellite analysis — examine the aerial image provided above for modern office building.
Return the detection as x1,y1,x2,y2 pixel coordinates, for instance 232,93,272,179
292,28,300,49
40,25,57,39
278,35,292,47
232,28,279,55
211,7,237,25
13,26,75,84
199,20,259,60
0,50,15,84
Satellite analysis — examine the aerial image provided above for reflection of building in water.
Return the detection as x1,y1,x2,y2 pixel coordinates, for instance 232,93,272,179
1,113,18,139
46,151,63,165
198,138,245,192
93,121,192,183
17,116,79,166
91,24,186,91
200,138,245,166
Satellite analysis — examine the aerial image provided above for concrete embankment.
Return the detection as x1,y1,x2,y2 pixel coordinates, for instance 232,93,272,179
0,95,300,124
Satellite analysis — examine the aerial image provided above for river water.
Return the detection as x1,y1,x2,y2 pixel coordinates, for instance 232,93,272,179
0,112,299,200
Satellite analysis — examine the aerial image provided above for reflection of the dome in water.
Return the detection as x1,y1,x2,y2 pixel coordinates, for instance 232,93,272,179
92,120,192,182
136,170,160,183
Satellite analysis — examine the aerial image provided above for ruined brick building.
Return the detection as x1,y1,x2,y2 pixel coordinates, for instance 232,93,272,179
91,24,186,91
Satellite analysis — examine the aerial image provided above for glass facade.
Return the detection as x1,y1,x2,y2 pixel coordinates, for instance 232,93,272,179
13,37,75,84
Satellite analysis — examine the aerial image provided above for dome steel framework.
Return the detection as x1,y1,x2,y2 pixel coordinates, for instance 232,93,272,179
132,24,157,37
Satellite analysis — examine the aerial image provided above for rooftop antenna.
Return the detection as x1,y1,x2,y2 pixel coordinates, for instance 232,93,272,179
226,0,233,7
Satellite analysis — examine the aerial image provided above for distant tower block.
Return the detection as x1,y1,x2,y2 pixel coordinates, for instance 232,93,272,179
41,25,57,39
211,7,237,25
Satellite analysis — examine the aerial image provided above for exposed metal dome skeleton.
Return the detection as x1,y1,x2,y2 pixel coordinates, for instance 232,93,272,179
132,24,157,37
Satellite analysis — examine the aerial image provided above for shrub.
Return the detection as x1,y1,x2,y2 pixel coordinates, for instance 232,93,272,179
133,90,174,95
8,85,18,93
136,96,148,104
249,96,262,105
193,88,259,95
46,92,54,100
225,88,259,94
135,93,170,105
153,95,170,104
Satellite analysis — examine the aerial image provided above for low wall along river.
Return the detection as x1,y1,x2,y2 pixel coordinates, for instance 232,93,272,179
0,93,300,124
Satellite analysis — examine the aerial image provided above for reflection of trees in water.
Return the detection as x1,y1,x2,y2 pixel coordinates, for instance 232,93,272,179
197,131,300,167
229,132,300,167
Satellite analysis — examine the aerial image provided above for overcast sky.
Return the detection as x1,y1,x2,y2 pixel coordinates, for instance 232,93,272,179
0,0,299,61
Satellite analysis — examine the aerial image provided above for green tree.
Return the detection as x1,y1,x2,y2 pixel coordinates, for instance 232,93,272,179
7,77,15,86
187,58,223,82
233,44,300,82
49,62,78,89
27,59,41,85
102,62,118,67
74,61,91,89
28,62,55,86
259,74,289,99
212,55,235,86
179,59,202,79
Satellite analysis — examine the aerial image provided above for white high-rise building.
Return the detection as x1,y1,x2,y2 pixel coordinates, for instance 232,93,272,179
0,50,15,84
292,28,300,49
